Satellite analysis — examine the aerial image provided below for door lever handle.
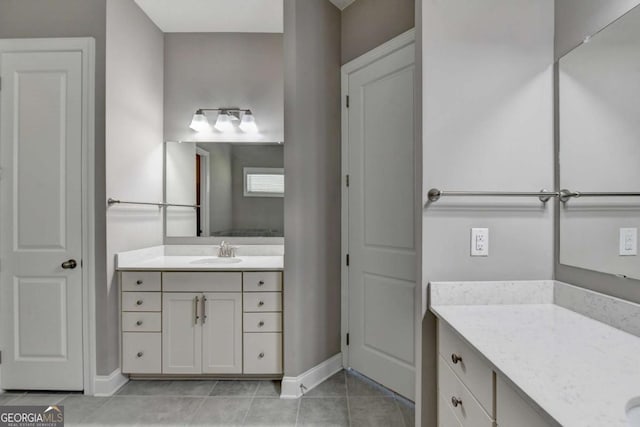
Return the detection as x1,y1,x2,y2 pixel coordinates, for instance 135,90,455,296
61,259,77,269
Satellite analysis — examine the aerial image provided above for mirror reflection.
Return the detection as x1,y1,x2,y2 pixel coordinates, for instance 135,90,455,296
165,141,284,238
559,5,640,279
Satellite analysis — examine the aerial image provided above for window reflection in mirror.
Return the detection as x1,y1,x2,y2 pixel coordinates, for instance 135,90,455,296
165,141,284,238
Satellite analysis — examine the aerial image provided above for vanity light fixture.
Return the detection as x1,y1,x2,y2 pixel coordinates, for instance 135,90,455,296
189,108,258,133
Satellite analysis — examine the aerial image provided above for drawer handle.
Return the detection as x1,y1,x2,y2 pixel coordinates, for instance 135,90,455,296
258,300,264,307
258,352,265,359
451,353,463,364
137,352,144,358
258,280,265,286
136,280,143,285
451,397,462,408
258,321,265,327
136,320,143,326
136,300,143,306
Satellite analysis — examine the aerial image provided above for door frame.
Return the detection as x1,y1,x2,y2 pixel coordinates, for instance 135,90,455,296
340,29,416,368
0,38,96,394
195,146,210,236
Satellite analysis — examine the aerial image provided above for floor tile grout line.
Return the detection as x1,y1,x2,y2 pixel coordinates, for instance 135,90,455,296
294,396,302,426
345,371,352,427
393,396,407,427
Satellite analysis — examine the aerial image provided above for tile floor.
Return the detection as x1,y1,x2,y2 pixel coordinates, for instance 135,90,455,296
0,369,415,426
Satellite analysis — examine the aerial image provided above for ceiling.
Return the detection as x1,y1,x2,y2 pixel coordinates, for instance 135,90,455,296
134,0,284,33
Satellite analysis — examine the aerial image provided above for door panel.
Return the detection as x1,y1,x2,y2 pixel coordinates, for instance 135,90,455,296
347,42,416,399
162,292,202,374
202,293,242,374
0,49,83,390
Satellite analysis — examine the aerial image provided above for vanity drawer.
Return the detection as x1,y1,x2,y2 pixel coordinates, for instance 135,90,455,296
122,332,161,374
122,312,161,332
243,292,282,312
122,292,161,312
438,393,463,427
121,271,161,292
243,272,282,292
243,332,282,374
243,312,282,332
163,272,241,292
439,322,494,415
438,355,493,427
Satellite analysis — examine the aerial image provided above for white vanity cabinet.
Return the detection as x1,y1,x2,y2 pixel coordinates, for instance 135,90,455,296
120,269,283,377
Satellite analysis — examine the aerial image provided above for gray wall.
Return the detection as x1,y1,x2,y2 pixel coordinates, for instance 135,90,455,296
164,33,284,144
421,0,554,425
283,0,342,376
105,0,164,375
341,0,414,64
554,0,640,304
0,0,110,375
231,145,284,235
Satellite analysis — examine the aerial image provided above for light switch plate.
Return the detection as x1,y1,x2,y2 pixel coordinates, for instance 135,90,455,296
471,228,489,257
619,228,637,256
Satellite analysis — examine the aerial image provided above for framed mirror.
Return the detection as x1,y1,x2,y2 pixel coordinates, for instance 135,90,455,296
558,4,640,279
164,141,284,239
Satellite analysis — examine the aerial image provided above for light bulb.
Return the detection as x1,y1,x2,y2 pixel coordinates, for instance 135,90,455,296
189,110,210,132
239,111,259,133
214,112,234,132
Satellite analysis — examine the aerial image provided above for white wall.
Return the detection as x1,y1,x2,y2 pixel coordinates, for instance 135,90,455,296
165,141,197,237
420,1,554,425
105,0,164,374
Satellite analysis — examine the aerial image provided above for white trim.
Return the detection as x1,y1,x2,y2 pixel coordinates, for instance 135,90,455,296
93,369,128,397
280,353,343,399
0,38,96,395
340,28,416,373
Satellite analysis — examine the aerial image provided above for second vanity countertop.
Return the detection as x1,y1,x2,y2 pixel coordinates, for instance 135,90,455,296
429,281,640,427
116,245,284,271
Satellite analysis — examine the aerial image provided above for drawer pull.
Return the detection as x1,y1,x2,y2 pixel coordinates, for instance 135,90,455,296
451,397,462,408
258,352,265,359
136,320,143,326
137,352,144,358
258,280,265,286
136,300,143,306
258,300,265,307
258,321,265,327
451,353,463,364
136,280,143,285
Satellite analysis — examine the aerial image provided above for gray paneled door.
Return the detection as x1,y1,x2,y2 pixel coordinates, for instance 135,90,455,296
344,33,416,399
0,45,84,390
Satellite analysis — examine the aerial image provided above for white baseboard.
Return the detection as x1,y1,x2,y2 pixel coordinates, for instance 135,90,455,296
92,369,128,397
280,353,343,399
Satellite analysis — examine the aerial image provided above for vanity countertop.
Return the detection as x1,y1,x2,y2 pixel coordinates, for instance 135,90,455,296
428,281,640,427
116,245,284,271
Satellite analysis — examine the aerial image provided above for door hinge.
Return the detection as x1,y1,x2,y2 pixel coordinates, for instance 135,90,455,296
0,350,2,364
346,254,350,266
346,174,350,187
346,95,349,108
346,333,350,346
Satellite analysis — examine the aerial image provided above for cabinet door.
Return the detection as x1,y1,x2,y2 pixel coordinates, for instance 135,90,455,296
162,292,202,374
202,292,242,374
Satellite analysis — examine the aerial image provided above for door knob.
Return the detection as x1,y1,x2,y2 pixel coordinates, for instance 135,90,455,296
61,259,77,269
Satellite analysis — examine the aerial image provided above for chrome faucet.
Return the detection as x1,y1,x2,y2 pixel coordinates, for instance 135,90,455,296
218,241,236,258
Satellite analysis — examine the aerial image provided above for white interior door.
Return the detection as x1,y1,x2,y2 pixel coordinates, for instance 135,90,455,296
0,49,84,390
344,35,416,400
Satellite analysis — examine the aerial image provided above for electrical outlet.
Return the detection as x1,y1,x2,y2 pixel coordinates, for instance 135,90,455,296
619,228,637,256
471,228,489,256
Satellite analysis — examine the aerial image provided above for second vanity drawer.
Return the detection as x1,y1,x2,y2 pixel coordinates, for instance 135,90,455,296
121,271,161,292
439,322,494,415
243,313,282,332
122,312,161,332
243,292,282,312
243,272,282,292
438,393,463,427
438,355,493,427
122,332,161,374
122,292,162,312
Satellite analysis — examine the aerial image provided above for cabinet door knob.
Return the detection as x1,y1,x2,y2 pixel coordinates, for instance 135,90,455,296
451,397,462,408
136,300,143,306
137,352,144,358
258,280,265,286
258,352,265,359
136,320,143,326
451,353,462,364
258,321,265,327
258,300,264,307
136,279,143,285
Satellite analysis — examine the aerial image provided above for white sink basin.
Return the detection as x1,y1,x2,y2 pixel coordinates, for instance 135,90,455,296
189,257,243,265
627,397,640,426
